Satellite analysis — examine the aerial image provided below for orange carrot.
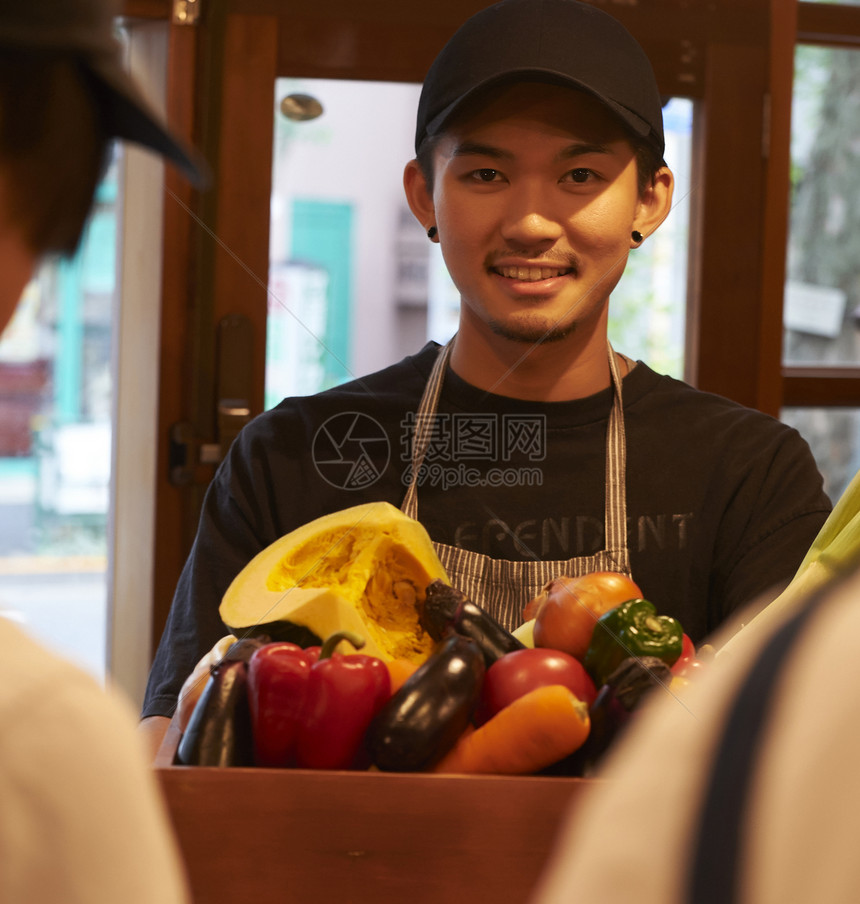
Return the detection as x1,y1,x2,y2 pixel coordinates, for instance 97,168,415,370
433,684,590,775
386,658,420,694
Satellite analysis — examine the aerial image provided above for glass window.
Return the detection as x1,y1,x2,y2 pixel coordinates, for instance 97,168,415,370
267,80,694,403
781,406,860,502
782,42,860,507
0,156,120,682
610,98,693,378
785,44,860,366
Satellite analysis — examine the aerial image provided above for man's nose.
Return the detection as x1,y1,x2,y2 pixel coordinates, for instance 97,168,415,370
499,186,564,247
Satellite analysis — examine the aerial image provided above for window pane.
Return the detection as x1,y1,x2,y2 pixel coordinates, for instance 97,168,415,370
267,80,693,403
268,79,423,402
785,44,860,366
781,406,860,502
0,157,119,682
610,98,692,378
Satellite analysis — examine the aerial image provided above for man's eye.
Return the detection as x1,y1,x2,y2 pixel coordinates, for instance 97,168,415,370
565,168,593,184
472,168,501,182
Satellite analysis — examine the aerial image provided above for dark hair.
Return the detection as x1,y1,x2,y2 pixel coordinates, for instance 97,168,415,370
415,75,666,200
633,141,666,195
0,51,111,256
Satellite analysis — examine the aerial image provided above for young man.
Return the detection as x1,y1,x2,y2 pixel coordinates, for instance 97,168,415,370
141,0,830,748
0,1,202,900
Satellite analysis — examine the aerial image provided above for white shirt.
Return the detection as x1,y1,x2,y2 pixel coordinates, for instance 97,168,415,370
0,617,189,903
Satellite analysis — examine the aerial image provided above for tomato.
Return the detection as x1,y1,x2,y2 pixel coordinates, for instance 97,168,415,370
670,633,696,675
531,572,644,661
674,656,705,679
476,647,597,725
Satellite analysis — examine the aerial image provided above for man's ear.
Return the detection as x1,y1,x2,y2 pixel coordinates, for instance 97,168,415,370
633,166,675,241
403,158,435,230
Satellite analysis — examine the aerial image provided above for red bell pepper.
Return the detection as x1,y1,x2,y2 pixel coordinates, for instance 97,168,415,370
294,630,391,770
247,642,320,767
670,633,697,675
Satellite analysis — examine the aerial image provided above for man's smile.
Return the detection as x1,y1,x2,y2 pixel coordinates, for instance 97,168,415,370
493,265,575,281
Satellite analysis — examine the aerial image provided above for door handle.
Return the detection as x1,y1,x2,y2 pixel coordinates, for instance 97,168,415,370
214,313,253,457
167,314,254,485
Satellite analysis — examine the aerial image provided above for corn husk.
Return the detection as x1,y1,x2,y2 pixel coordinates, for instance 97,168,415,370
717,469,860,659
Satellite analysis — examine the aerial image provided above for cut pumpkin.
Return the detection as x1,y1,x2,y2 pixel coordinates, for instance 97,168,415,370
219,502,449,663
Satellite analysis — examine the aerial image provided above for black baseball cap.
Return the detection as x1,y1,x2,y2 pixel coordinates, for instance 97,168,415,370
0,0,207,186
415,0,665,160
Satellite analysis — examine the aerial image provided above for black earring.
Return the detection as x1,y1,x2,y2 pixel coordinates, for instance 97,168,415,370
427,226,438,239
631,230,643,244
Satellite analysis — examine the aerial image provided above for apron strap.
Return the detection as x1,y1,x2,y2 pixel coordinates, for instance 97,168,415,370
401,340,452,521
604,340,627,555
403,337,628,568
685,585,831,903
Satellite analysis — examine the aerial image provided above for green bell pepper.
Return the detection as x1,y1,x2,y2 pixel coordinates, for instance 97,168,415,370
584,598,684,687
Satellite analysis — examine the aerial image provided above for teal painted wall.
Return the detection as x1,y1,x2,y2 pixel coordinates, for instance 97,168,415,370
289,199,354,387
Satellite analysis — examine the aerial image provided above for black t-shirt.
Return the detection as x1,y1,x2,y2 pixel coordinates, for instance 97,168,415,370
142,342,831,718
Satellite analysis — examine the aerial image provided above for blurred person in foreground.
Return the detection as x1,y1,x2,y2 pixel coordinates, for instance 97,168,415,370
0,0,204,901
531,554,860,904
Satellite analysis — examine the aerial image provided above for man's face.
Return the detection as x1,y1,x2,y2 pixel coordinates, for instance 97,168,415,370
427,82,648,346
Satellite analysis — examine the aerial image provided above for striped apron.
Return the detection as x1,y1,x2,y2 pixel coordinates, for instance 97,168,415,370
401,337,633,632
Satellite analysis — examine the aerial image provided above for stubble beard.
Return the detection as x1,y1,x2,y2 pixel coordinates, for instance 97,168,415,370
486,312,579,346
481,250,587,346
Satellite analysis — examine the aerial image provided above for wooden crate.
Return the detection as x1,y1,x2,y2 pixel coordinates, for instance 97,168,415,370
155,720,589,904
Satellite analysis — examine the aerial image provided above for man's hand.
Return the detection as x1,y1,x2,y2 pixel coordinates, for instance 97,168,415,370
139,715,171,762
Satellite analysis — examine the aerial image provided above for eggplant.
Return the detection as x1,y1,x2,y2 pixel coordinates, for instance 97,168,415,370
177,658,253,767
545,655,672,776
420,579,525,667
366,633,485,772
231,620,321,648
223,634,271,662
